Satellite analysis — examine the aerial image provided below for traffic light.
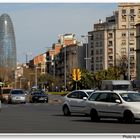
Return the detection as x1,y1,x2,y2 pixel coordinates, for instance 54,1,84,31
72,68,81,81
77,69,81,81
72,69,77,81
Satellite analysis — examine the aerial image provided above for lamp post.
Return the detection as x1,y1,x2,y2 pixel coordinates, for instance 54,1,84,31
20,77,25,89
35,66,40,88
81,35,91,70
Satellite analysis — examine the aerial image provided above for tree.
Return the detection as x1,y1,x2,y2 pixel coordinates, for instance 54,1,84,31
116,54,128,80
93,67,121,89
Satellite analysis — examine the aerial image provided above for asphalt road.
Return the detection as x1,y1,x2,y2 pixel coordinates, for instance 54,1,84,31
0,95,140,134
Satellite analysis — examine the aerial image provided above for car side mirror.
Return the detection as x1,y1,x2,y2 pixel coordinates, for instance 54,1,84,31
83,97,87,100
115,99,121,104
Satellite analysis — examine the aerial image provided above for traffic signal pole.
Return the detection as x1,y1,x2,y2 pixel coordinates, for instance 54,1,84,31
72,68,81,90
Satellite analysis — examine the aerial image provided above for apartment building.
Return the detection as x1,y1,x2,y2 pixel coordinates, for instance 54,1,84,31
88,3,140,80
33,53,46,74
54,34,86,78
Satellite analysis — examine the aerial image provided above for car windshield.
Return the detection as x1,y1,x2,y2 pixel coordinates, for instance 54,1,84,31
11,90,24,94
32,91,45,95
120,92,140,102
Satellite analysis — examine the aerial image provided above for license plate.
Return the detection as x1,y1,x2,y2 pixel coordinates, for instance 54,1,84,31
39,98,44,100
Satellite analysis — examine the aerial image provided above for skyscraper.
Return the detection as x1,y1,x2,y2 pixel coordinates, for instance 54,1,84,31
0,13,17,81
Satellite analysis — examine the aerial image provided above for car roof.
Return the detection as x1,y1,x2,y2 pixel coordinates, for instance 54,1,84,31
92,90,139,94
73,89,94,92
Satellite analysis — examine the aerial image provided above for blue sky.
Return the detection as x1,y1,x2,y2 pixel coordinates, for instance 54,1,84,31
0,3,118,63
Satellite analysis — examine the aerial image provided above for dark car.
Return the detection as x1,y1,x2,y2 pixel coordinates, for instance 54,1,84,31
29,90,48,103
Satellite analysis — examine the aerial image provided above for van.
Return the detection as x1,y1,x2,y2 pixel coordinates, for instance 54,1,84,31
101,80,132,91
0,87,13,103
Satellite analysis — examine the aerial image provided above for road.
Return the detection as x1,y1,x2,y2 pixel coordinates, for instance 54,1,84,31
0,95,140,134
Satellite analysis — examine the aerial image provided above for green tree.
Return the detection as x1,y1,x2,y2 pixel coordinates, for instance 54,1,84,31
93,67,121,88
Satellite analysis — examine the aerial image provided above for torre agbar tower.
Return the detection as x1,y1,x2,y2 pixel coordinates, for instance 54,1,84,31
0,13,17,82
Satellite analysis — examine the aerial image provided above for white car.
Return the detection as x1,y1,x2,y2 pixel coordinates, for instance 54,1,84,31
84,90,140,123
62,89,94,116
8,89,26,104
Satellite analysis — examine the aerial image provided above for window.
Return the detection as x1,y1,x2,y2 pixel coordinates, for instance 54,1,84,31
130,16,135,22
121,40,126,46
91,64,94,70
100,49,103,54
100,41,102,47
96,42,99,47
122,15,126,22
130,32,134,37
129,40,135,45
108,33,113,38
108,41,113,46
138,9,140,14
96,93,108,102
130,47,134,52
109,93,120,103
100,63,103,70
122,33,126,37
130,56,135,61
130,9,134,14
96,50,99,55
79,91,88,99
96,56,99,62
122,9,126,14
67,92,78,99
109,56,113,60
88,93,100,101
91,50,94,55
100,56,102,62
121,48,126,54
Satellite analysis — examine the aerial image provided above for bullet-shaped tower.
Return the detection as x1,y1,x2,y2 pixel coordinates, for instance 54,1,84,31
0,13,17,81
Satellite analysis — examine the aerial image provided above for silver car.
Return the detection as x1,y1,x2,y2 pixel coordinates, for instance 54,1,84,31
8,89,26,104
62,89,94,116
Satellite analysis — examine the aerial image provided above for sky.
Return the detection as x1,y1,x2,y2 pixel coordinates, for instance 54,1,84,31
0,3,118,63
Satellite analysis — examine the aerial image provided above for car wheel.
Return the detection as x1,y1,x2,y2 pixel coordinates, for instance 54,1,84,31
90,109,100,122
63,105,71,116
123,110,135,124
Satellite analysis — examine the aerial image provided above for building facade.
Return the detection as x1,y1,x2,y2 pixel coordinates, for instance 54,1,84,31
88,3,140,80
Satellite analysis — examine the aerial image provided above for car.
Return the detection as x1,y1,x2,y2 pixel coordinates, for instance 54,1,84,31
0,87,12,103
62,89,94,116
8,89,27,104
84,90,140,123
29,90,48,103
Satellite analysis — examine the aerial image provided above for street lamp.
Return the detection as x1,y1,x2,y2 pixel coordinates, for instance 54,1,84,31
35,66,40,88
81,35,91,70
20,77,25,89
